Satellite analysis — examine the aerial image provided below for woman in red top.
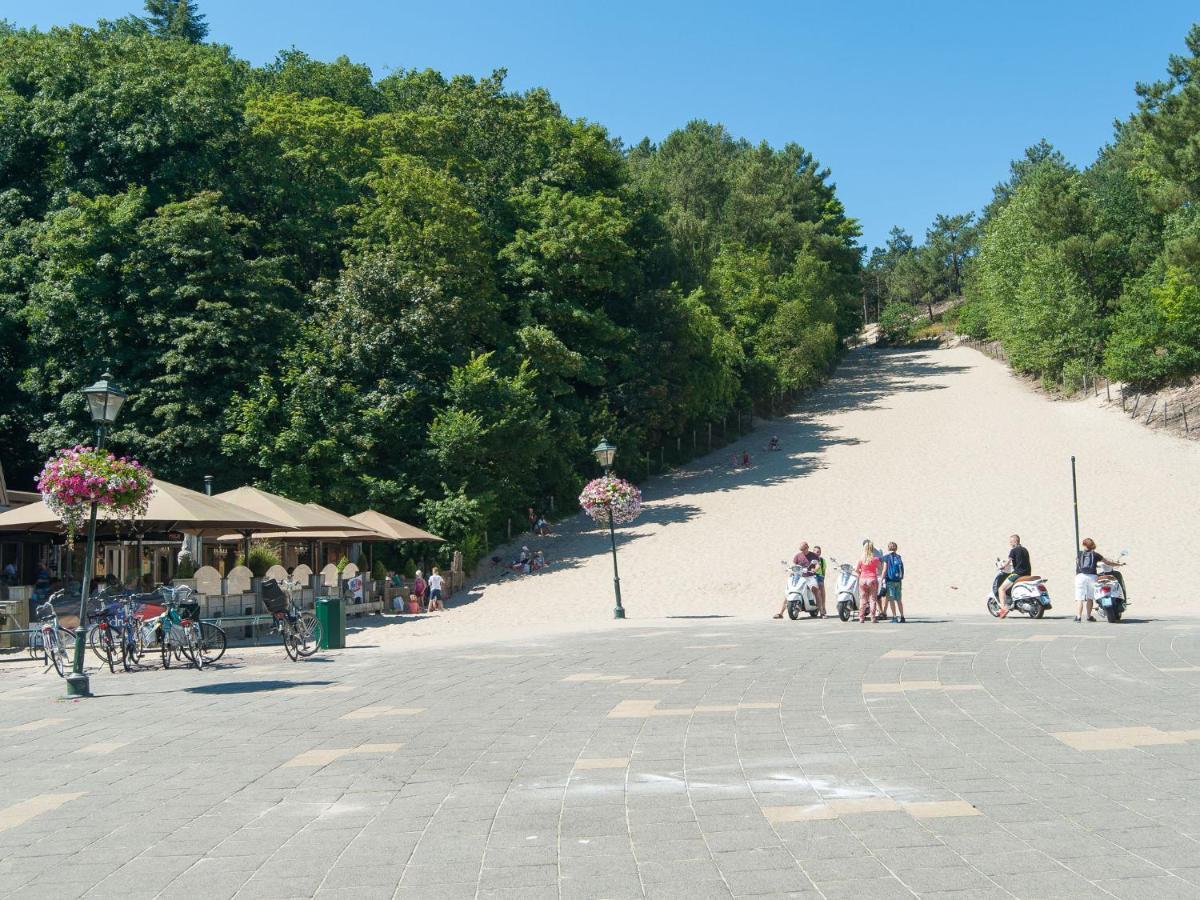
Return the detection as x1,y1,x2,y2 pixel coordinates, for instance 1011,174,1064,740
856,540,883,623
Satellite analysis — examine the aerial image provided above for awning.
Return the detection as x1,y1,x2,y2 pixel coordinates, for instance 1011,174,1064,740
350,509,444,543
0,479,292,536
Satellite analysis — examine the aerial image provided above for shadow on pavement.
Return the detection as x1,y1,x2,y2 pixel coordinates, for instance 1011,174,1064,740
185,680,335,694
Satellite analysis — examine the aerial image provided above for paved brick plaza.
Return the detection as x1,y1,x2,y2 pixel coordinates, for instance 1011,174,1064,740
2,616,1199,899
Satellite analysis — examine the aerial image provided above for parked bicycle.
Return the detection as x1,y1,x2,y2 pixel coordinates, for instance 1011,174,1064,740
144,584,224,670
31,594,73,678
263,577,322,661
86,592,140,673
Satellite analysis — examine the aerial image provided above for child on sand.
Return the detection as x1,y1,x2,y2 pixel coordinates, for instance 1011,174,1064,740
882,542,906,623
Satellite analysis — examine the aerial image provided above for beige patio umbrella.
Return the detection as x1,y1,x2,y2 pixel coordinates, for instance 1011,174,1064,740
350,510,444,543
212,486,376,567
349,509,443,582
0,479,294,589
0,479,291,536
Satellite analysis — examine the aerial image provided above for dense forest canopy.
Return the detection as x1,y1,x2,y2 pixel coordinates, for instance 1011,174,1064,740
0,5,863,556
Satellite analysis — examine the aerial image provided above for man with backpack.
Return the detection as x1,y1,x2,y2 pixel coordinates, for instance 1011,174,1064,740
881,542,906,623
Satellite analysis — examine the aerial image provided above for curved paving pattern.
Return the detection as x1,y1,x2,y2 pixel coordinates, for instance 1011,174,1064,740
1,617,1199,899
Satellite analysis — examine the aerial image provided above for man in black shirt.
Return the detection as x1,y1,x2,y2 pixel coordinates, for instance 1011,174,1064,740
997,534,1031,618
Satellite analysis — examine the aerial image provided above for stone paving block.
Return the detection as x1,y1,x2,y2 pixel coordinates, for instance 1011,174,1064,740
316,887,399,900
642,882,735,900
0,792,85,833
893,865,997,892
635,837,714,861
574,756,631,769
994,869,1107,897
814,876,914,899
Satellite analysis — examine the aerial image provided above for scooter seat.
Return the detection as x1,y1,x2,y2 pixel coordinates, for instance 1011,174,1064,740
1014,575,1041,583
1096,575,1118,582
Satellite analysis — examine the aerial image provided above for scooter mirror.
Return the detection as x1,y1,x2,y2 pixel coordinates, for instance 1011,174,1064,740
1120,549,1129,557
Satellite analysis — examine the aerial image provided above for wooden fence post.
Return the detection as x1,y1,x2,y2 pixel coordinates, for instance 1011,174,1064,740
1144,399,1157,424
507,518,512,541
1163,401,1169,426
1131,395,1140,416
1105,379,1111,402
1184,405,1190,434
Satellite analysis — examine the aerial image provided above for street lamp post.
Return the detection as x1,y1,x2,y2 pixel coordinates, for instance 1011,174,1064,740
65,373,127,699
591,439,624,620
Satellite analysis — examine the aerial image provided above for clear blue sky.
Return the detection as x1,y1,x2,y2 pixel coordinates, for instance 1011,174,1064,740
11,1,1198,249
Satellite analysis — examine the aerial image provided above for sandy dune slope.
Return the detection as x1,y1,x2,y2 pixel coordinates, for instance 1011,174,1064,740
356,345,1200,648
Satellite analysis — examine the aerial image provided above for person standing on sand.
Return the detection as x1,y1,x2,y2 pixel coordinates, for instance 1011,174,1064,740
412,569,427,612
881,542,906,623
427,568,445,611
857,540,883,622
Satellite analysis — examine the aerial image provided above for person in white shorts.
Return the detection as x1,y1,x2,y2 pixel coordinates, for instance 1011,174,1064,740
427,568,445,611
1075,538,1121,622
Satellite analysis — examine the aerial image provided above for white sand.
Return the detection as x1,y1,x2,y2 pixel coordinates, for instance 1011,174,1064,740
353,345,1200,649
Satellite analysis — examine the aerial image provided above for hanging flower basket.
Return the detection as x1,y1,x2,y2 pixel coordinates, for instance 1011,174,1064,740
37,446,155,547
579,475,642,526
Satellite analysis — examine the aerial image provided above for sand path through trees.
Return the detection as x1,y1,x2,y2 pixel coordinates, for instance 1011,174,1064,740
356,345,1200,649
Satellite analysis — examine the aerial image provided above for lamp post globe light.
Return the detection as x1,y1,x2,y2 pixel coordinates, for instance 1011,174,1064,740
66,373,127,699
591,439,625,620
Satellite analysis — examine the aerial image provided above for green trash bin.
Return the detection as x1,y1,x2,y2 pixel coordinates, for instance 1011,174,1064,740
315,596,345,650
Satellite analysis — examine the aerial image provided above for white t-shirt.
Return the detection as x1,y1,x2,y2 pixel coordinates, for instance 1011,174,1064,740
428,574,444,592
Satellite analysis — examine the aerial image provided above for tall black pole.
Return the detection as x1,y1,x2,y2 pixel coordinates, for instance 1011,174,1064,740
608,511,624,620
66,424,106,698
603,464,625,620
1071,456,1080,556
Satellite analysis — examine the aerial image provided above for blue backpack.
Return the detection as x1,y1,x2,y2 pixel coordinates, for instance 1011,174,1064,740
884,553,904,582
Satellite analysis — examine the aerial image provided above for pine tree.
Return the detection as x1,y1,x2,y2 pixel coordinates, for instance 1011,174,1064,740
144,0,208,43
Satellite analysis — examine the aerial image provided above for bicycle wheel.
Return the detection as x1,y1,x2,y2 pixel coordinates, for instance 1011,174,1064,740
187,625,206,670
87,622,107,665
161,631,173,669
120,623,135,672
97,625,116,674
198,622,227,663
28,629,45,662
49,629,68,678
291,612,322,659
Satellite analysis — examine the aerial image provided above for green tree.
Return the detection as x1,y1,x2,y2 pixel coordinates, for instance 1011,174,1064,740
143,0,208,43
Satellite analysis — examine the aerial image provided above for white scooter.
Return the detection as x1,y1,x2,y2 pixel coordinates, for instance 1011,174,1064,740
782,562,820,619
830,558,860,622
987,559,1052,618
1095,551,1129,623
